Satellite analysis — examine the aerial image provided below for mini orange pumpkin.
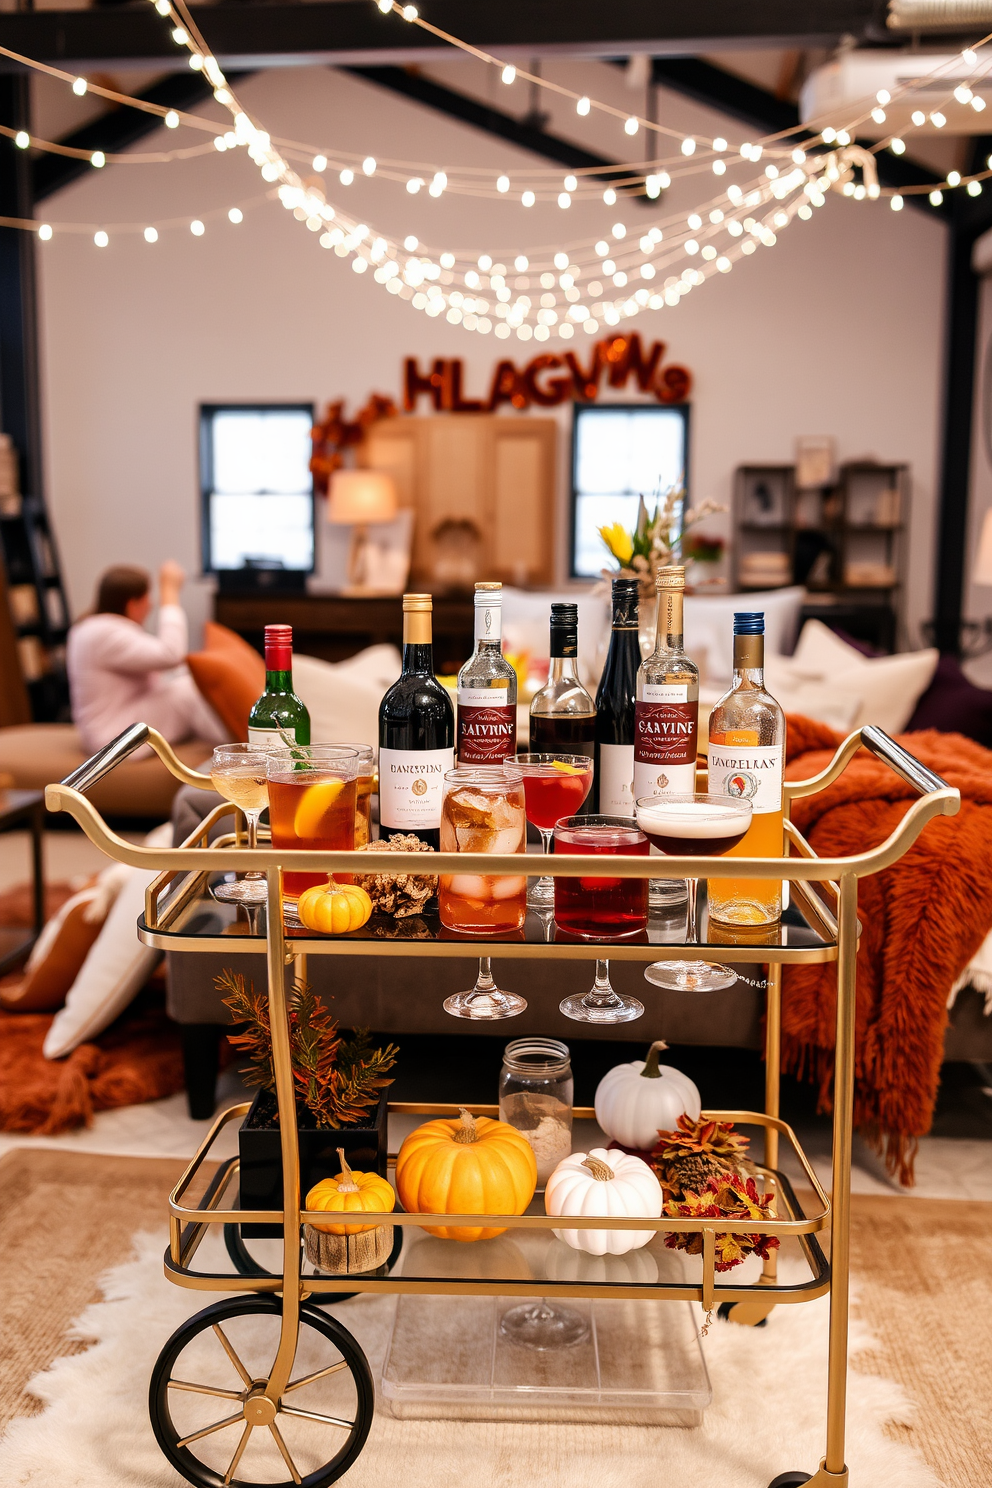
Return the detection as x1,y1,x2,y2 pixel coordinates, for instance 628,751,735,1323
297,881,372,935
395,1106,537,1242
305,1148,395,1234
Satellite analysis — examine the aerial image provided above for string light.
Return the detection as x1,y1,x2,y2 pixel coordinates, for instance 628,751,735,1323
190,219,205,235
72,77,87,96
91,151,105,168
144,226,158,242
228,207,243,223
94,231,108,247
164,111,179,129
38,223,52,240
14,131,28,149
501,65,516,85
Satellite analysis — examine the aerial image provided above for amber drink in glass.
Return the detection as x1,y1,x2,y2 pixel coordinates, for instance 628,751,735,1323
438,765,527,934
266,746,359,902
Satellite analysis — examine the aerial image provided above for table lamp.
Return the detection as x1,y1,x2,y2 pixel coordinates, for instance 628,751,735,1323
327,469,399,594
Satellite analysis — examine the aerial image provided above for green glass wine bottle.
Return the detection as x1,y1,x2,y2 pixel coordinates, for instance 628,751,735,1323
247,624,311,746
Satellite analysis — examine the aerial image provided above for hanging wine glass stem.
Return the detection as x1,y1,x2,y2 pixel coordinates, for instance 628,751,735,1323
475,956,496,994
587,959,619,1007
244,810,264,881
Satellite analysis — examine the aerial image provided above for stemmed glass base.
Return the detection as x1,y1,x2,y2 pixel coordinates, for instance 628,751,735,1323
443,957,527,1020
644,959,738,992
212,873,268,905
559,959,643,1024
499,1299,590,1350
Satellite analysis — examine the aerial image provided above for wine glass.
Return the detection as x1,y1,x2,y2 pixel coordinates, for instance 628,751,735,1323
560,958,643,1024
439,765,527,1019
635,793,753,992
515,754,593,907
209,744,273,904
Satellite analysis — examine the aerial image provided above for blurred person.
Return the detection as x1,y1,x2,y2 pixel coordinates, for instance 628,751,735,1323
67,560,228,752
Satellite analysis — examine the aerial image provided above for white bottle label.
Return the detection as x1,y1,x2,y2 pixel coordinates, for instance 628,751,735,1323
707,743,784,815
598,743,635,814
248,725,304,746
474,599,502,642
378,746,455,830
642,683,688,702
632,758,696,800
458,685,509,708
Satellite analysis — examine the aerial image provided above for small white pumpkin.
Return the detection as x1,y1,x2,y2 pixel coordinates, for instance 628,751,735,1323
545,1148,663,1256
594,1040,701,1151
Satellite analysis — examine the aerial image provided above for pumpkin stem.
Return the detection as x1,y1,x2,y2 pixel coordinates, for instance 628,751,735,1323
641,1040,669,1079
581,1155,615,1182
452,1106,479,1144
335,1147,359,1193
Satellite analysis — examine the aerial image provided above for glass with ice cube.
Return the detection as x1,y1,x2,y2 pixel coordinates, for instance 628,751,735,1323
439,765,528,933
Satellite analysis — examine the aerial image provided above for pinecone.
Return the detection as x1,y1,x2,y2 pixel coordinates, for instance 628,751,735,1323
650,1115,756,1199
354,834,437,918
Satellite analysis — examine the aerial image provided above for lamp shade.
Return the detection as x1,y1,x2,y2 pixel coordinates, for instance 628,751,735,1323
976,508,992,586
327,469,398,526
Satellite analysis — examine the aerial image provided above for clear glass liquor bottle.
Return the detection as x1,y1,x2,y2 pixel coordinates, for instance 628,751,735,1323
707,612,785,925
457,582,518,762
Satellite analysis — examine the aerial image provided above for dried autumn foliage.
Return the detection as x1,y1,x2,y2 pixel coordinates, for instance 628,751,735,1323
663,1173,780,1272
218,969,398,1129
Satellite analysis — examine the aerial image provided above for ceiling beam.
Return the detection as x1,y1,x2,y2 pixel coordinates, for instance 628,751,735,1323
345,66,646,197
651,57,948,217
0,3,887,73
33,72,222,201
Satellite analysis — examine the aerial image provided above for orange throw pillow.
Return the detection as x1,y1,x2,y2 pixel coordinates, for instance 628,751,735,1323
187,624,265,741
0,887,106,1013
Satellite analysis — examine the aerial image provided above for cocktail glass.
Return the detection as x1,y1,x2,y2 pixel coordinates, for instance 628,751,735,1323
324,743,375,861
266,746,359,913
439,764,528,1019
552,815,649,940
209,743,274,905
558,957,643,1025
515,754,594,907
635,793,753,992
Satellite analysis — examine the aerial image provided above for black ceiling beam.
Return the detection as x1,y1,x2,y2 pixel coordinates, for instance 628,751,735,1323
345,65,644,196
0,2,887,73
650,56,947,217
33,71,225,201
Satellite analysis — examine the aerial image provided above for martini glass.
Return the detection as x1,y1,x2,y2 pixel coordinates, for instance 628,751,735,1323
635,793,752,992
515,754,593,908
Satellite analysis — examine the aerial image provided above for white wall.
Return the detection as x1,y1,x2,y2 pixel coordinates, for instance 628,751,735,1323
35,62,947,647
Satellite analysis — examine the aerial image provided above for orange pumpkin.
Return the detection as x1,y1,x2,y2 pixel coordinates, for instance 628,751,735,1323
297,881,372,935
395,1106,537,1242
305,1148,395,1234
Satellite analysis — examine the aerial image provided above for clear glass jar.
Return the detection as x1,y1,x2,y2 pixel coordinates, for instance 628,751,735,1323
499,1038,573,1186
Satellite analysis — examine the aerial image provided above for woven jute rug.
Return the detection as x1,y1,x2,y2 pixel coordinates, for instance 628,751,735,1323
0,1150,985,1486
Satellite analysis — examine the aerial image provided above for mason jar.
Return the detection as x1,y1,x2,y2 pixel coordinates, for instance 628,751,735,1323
499,1038,573,1187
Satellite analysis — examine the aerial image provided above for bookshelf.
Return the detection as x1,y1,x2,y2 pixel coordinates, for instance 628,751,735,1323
0,436,71,721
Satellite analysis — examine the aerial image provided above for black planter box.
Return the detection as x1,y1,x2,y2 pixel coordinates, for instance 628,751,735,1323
238,1087,389,1238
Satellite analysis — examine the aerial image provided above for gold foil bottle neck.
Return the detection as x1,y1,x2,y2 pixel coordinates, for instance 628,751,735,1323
402,593,433,612
655,565,685,592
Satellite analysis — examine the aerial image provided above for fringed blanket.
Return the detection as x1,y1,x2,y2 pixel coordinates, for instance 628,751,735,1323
783,717,992,1183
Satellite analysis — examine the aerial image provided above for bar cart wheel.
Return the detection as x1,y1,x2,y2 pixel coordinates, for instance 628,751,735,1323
717,1300,768,1327
768,1474,812,1486
223,1223,404,1304
149,1295,374,1488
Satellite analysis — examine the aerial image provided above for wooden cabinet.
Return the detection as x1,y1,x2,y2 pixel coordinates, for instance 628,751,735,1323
363,415,556,587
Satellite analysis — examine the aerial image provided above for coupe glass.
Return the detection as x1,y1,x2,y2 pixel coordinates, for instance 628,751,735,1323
439,764,528,1019
515,754,593,907
209,743,273,904
635,792,753,992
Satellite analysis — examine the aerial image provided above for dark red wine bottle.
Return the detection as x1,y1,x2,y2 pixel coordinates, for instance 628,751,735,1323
593,577,640,813
378,594,455,850
528,602,595,761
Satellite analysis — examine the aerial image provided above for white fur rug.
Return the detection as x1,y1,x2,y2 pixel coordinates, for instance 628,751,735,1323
0,1229,941,1488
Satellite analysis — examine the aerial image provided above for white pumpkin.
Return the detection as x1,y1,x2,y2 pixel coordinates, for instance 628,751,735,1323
594,1040,701,1151
545,1237,659,1286
545,1148,663,1256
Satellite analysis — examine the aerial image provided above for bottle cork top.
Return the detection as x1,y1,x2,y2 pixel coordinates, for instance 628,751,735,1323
475,581,502,591
655,565,685,591
402,593,433,612
475,582,502,603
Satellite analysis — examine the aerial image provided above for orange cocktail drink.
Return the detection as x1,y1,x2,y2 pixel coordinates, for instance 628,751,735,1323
266,746,359,899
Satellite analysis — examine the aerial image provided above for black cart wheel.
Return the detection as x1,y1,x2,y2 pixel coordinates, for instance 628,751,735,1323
224,1224,403,1305
767,1474,813,1487
718,1301,768,1328
149,1295,373,1488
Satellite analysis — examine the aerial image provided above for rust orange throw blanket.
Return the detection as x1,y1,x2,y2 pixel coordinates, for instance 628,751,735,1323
783,716,992,1183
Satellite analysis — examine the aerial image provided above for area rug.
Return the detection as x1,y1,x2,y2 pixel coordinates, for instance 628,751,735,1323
0,1155,955,1488
0,883,184,1134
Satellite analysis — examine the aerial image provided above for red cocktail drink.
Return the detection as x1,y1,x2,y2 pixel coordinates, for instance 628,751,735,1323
515,754,594,909
553,816,649,939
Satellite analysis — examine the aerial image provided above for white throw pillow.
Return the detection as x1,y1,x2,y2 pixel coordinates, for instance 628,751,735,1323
791,620,938,733
762,653,864,732
684,587,806,684
43,823,172,1060
292,650,393,750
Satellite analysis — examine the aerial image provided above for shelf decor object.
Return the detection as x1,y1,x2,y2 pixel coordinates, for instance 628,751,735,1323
304,1150,396,1274
593,1040,701,1152
42,716,960,1488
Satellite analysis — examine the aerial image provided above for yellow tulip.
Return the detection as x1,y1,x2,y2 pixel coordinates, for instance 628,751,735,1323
598,522,634,564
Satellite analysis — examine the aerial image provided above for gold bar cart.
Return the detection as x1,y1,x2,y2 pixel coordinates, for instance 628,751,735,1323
45,721,959,1488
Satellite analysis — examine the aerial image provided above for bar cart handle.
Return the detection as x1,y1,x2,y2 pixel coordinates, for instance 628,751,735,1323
59,722,212,794
859,725,951,797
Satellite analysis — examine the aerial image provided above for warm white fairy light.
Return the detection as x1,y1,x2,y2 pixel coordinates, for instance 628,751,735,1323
72,77,87,96
144,226,158,242
14,130,28,149
94,230,108,247
38,223,52,240
164,111,179,129
91,150,105,168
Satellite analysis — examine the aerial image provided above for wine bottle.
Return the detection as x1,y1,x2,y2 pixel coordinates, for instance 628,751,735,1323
247,624,311,746
529,602,596,761
457,582,517,763
707,612,786,926
593,577,640,814
378,593,455,850
633,566,699,801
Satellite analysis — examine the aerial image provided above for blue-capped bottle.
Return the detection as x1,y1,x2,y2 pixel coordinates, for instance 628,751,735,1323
707,612,785,925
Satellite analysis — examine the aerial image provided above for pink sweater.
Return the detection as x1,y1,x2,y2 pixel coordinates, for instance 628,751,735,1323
67,606,190,753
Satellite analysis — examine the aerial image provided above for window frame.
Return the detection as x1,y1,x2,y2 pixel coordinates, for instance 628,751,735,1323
199,401,316,575
568,400,692,580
